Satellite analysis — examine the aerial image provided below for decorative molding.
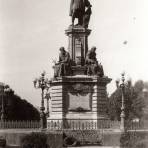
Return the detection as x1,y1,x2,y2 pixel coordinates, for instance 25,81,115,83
68,83,93,96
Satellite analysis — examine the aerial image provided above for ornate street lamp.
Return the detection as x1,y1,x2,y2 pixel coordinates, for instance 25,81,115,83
0,84,12,122
33,71,51,129
116,73,126,132
45,92,51,118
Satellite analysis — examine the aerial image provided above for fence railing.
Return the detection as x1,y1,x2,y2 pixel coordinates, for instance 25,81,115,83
0,121,40,129
47,119,121,130
0,119,148,130
126,120,148,130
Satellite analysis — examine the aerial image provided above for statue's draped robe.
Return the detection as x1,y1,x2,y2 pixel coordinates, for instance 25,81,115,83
85,51,104,76
54,51,71,77
59,52,70,64
85,50,97,64
69,0,90,17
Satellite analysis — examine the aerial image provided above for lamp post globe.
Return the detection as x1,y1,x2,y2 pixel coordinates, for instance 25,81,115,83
33,71,51,130
116,73,130,133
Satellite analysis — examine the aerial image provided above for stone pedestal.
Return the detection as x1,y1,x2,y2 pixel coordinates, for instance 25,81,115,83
65,26,91,66
48,25,112,131
47,76,111,129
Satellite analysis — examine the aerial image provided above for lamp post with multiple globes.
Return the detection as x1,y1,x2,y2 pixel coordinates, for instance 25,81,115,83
33,71,51,130
116,73,129,132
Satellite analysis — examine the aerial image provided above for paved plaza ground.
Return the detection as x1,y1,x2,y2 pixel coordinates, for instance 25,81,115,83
70,146,120,148
5,146,120,148
5,146,19,148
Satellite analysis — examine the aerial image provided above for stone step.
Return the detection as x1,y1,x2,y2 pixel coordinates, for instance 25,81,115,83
68,147,120,148
64,130,103,145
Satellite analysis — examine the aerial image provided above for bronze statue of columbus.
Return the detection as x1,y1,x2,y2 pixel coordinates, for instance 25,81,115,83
69,0,92,27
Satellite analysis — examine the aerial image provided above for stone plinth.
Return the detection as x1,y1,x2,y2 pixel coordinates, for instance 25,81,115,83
47,75,111,129
71,66,87,75
65,26,91,66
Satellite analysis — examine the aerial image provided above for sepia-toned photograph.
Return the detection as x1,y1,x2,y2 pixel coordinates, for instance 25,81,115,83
0,0,148,147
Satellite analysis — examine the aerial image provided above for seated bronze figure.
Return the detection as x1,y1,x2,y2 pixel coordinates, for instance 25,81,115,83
85,46,104,77
54,47,71,77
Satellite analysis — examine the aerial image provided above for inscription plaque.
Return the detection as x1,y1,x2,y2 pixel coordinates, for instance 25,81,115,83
67,83,93,112
68,93,91,111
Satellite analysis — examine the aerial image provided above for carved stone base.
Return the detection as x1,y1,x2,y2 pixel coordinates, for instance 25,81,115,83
72,66,87,75
47,75,111,129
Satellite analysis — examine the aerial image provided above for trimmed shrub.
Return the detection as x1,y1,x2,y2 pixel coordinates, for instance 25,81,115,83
0,136,6,147
120,131,147,148
63,136,79,147
21,132,49,148
135,139,148,148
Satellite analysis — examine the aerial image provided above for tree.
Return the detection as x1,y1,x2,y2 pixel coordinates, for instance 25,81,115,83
0,83,40,121
134,80,144,93
142,82,148,120
108,80,145,121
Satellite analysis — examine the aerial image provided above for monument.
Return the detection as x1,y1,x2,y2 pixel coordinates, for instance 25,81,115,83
47,0,111,135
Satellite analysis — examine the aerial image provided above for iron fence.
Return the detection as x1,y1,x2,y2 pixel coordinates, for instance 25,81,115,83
47,119,121,130
126,120,148,130
0,119,147,130
0,121,40,129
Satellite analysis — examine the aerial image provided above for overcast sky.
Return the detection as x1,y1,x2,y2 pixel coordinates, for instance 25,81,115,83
0,0,148,107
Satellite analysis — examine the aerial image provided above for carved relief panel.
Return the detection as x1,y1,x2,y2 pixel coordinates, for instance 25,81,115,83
66,83,93,112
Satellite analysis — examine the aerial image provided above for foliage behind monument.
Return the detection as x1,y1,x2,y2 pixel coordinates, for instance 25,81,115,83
108,80,147,121
0,83,40,121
